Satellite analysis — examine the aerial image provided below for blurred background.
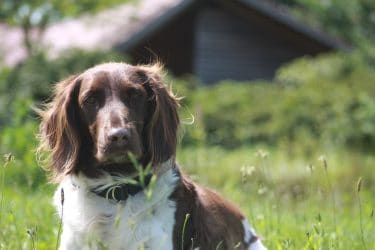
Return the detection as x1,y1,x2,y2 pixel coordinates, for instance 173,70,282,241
0,0,374,249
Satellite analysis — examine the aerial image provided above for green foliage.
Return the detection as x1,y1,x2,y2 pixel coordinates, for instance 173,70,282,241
0,0,133,23
0,0,134,54
0,165,55,250
278,0,375,46
177,52,375,152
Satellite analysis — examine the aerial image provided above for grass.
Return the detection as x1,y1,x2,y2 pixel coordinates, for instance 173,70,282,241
178,145,375,249
0,145,374,249
0,186,55,249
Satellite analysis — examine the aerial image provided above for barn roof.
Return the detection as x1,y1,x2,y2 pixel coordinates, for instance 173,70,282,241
116,0,349,52
0,0,348,67
223,0,349,50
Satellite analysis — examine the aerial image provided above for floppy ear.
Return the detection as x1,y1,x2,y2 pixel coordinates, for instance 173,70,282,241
137,64,180,166
38,75,82,182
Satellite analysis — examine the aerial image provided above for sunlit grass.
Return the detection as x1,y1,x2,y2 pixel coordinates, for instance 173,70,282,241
0,185,55,249
178,145,375,249
0,145,374,249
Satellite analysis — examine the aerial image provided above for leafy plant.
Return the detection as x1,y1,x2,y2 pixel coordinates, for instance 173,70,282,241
177,52,375,152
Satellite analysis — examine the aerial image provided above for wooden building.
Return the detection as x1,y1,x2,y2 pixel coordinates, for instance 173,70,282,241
0,0,348,83
119,0,348,83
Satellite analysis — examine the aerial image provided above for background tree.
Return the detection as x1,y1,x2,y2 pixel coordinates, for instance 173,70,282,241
278,0,375,63
0,0,130,55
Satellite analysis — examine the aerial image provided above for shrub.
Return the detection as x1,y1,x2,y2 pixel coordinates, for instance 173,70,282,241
178,52,375,151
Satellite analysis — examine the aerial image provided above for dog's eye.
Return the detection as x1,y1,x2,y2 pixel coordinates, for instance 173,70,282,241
86,96,96,104
83,95,99,108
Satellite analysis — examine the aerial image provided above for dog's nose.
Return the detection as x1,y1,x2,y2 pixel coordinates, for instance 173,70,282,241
108,128,130,144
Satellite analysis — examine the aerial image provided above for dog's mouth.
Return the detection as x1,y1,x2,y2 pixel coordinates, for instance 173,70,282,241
95,161,138,175
95,144,142,167
94,150,138,175
96,149,130,163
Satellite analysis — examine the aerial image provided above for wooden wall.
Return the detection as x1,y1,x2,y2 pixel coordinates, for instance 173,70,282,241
127,1,333,84
128,8,196,76
193,4,327,83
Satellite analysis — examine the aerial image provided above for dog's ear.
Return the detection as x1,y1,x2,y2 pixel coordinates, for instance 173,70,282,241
38,75,82,182
135,64,180,166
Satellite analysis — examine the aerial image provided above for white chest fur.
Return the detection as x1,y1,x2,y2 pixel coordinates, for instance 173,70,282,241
54,169,178,250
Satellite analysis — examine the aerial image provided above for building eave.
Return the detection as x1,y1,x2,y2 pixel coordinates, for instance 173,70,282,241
114,0,198,52
232,0,350,51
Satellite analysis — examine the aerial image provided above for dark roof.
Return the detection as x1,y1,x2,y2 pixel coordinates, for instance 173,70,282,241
0,0,349,67
232,0,349,50
116,0,349,52
115,0,196,51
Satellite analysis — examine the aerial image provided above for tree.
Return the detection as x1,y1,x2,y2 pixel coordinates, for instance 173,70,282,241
277,0,375,45
0,0,131,55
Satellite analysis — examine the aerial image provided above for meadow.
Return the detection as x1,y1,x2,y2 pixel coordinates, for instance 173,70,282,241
0,145,374,249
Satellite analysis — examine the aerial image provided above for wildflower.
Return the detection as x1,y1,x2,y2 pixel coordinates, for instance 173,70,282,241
255,149,269,159
257,186,268,195
307,164,314,173
240,165,255,183
318,155,327,170
3,153,14,167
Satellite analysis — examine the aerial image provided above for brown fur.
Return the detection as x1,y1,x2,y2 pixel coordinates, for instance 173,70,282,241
38,63,179,182
171,172,249,250
38,74,82,181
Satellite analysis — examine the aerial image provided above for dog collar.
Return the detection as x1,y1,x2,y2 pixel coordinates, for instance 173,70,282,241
91,173,153,202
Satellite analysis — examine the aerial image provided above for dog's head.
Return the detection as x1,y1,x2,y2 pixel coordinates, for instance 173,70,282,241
39,63,179,182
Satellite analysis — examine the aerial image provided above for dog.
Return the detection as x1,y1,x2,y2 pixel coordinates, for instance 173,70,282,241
38,62,266,250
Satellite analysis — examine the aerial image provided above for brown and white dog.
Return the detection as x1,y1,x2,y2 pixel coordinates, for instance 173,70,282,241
38,63,266,250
